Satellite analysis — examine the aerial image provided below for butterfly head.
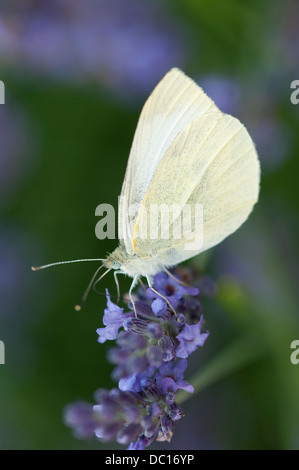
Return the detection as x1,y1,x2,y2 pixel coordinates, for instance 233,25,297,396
102,245,128,271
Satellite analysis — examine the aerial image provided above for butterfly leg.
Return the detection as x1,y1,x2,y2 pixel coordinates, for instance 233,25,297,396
129,275,139,317
138,278,147,292
113,270,123,304
163,268,192,288
146,276,177,317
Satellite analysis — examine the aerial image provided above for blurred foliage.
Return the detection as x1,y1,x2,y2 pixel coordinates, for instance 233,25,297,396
0,0,299,450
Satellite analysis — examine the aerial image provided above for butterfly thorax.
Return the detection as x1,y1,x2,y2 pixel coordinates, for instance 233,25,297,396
103,244,168,278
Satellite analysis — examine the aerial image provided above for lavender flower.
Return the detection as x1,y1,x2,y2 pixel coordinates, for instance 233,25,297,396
147,272,199,311
156,359,194,394
96,289,133,343
176,316,210,359
64,269,210,449
64,401,100,439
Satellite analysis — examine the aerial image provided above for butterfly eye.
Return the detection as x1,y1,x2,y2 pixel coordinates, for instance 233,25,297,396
111,260,121,269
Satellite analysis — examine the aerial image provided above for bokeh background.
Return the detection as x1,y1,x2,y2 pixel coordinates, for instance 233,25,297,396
0,0,299,450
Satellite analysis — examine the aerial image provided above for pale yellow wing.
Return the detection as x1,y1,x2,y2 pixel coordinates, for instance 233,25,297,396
132,111,260,264
118,68,220,255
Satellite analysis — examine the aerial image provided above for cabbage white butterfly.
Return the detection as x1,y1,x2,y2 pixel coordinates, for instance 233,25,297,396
33,68,260,312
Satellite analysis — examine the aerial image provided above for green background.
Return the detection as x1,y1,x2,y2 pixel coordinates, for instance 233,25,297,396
0,0,299,449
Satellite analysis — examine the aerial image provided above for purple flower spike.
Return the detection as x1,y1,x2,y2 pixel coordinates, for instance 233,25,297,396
96,289,133,343
65,269,213,449
176,316,209,358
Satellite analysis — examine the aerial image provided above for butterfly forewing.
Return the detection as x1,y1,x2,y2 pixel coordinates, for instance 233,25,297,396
118,68,220,255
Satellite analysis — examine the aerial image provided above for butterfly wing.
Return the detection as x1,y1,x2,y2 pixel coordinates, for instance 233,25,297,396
119,68,220,255
132,111,260,265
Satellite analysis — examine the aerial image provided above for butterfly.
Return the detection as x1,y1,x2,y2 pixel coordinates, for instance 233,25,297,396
33,68,260,313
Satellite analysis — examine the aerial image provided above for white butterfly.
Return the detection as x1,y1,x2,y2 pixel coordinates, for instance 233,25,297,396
33,68,260,312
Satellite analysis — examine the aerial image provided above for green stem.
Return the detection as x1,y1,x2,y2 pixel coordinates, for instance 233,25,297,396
176,333,266,404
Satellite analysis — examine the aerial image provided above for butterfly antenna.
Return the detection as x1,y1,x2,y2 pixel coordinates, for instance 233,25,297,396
31,258,105,271
74,264,105,311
